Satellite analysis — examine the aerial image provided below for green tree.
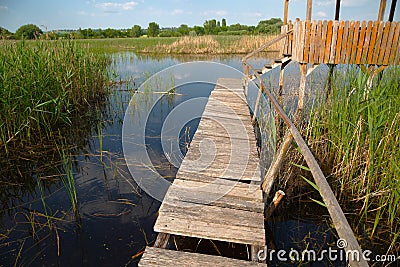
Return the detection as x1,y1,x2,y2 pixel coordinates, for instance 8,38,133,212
147,22,160,37
193,26,204,35
177,24,190,36
256,18,283,34
0,27,13,39
131,25,143,37
222,18,227,27
15,24,43,39
203,19,217,34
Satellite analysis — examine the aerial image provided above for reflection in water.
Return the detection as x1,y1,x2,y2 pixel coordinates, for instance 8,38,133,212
0,52,336,266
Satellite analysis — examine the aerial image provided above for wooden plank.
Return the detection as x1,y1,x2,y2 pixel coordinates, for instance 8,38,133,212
176,170,259,185
340,20,350,64
303,20,311,63
314,20,323,63
139,247,266,267
389,22,400,65
325,20,334,63
171,179,262,201
154,233,170,248
163,184,263,213
309,20,317,63
334,21,345,64
344,21,354,63
367,21,380,64
361,21,373,64
320,20,328,63
288,20,293,55
155,204,265,245
355,21,367,64
349,21,360,63
373,21,387,64
378,0,387,21
379,21,394,65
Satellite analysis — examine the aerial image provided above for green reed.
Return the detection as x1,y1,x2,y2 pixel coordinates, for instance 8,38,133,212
0,39,108,152
308,66,399,247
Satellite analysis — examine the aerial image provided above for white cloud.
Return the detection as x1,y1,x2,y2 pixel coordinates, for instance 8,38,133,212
246,12,262,17
0,5,8,10
342,0,368,7
315,1,334,7
202,10,228,16
316,11,327,18
171,9,183,15
95,1,137,11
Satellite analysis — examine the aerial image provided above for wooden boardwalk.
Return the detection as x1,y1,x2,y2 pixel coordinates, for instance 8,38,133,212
139,78,265,265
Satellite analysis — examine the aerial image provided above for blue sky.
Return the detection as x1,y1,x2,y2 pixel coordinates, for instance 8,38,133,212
0,0,398,32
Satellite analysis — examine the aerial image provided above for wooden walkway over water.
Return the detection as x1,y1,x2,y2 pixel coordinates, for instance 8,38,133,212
139,78,265,265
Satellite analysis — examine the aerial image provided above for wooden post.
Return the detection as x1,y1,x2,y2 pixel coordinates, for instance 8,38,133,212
296,63,308,119
388,0,397,21
378,0,387,21
284,0,289,25
306,0,313,21
335,0,341,20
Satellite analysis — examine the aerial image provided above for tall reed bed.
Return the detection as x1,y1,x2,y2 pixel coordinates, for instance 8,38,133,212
307,66,399,249
0,39,108,152
154,35,280,54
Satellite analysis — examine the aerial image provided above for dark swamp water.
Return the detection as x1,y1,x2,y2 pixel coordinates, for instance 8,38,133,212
0,52,348,266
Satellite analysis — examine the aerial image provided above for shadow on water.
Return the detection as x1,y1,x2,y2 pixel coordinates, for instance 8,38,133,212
0,52,349,266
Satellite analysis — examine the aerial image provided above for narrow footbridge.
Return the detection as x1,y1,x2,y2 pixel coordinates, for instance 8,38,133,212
139,78,266,265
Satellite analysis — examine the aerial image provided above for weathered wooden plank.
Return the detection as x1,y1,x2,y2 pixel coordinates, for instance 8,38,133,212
309,20,317,63
361,21,373,64
334,21,344,64
373,21,390,65
389,22,400,65
303,20,311,63
355,21,367,64
315,20,323,63
139,247,266,267
367,21,380,64
373,21,387,64
320,20,328,63
155,203,265,245
340,21,350,63
176,170,258,184
326,20,334,63
170,179,262,201
380,21,395,65
163,185,263,213
349,21,360,63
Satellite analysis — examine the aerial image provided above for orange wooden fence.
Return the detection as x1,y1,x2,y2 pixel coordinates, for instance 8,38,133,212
291,20,400,65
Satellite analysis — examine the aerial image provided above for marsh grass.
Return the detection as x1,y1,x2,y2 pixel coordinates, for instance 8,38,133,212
75,35,280,54
307,66,400,251
0,39,108,152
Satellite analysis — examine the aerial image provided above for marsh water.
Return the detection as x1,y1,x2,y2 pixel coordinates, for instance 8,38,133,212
0,52,342,266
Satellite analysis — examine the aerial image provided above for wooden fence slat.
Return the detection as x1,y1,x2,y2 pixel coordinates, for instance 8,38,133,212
367,21,380,64
396,24,400,64
362,21,373,64
383,22,396,65
289,20,293,55
341,21,350,64
330,21,339,64
320,20,328,63
389,22,400,65
379,21,393,65
303,20,311,63
344,21,354,63
309,21,317,63
300,21,306,62
373,21,385,64
350,21,360,63
335,21,345,64
315,20,323,63
326,20,334,63
355,21,367,64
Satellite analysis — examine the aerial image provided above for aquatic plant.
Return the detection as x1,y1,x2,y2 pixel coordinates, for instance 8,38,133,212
307,66,400,250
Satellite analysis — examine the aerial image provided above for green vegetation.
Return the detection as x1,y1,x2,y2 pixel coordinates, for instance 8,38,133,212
15,24,43,39
308,67,400,249
0,39,108,152
1,18,283,40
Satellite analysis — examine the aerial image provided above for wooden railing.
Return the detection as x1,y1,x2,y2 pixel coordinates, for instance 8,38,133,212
242,28,369,266
292,20,400,65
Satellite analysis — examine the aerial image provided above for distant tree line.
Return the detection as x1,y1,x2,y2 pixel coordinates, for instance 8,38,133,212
0,18,283,40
